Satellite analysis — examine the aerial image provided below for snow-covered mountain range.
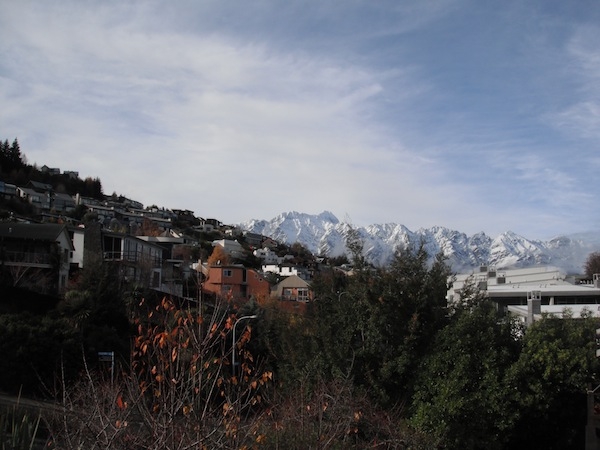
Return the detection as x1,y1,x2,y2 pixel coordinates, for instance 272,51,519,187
240,211,600,273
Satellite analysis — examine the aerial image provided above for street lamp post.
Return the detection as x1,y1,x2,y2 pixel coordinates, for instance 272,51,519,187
232,314,258,373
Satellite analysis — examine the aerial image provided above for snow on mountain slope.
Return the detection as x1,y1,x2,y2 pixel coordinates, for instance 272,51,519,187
240,211,600,273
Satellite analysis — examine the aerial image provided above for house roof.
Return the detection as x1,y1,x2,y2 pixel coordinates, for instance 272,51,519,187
18,187,41,197
0,223,73,248
54,192,76,202
28,180,53,192
274,275,310,289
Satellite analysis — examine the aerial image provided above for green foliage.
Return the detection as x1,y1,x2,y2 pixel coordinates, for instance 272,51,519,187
505,312,599,449
411,299,521,449
312,242,451,406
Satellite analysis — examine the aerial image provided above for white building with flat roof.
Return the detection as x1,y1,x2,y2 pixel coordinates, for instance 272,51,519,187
448,266,600,323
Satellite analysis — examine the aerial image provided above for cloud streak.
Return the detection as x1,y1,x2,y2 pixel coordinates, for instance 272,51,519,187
1,0,599,239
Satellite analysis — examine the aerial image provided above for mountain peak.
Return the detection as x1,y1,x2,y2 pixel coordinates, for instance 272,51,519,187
240,212,600,273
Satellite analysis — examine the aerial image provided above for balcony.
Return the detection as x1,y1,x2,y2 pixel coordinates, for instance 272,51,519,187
1,250,54,267
103,250,161,267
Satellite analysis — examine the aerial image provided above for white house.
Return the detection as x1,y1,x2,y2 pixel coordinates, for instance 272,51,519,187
262,264,310,280
212,239,246,259
254,247,281,264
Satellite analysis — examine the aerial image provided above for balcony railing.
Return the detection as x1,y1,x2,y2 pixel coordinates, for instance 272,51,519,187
103,250,161,267
1,250,53,266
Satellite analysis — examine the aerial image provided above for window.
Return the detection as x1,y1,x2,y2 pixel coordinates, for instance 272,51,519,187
298,288,309,302
224,269,233,277
282,288,294,301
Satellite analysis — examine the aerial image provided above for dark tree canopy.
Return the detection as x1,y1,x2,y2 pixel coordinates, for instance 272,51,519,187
0,138,25,174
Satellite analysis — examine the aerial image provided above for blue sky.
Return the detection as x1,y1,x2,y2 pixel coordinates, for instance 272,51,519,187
1,0,599,239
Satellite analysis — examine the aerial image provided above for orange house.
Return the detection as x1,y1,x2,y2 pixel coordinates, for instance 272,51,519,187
202,264,271,302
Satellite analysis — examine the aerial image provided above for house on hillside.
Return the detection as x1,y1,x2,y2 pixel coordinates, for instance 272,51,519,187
261,237,279,249
254,247,281,264
41,165,60,176
212,239,246,259
82,225,163,288
271,274,312,302
242,231,263,248
0,223,73,294
137,234,197,297
53,192,76,212
17,187,51,211
271,274,313,314
0,181,17,199
201,263,270,303
262,263,310,280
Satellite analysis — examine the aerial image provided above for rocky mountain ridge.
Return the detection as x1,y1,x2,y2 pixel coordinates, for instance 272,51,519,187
241,211,600,273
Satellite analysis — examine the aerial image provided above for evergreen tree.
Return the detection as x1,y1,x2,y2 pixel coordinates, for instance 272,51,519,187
505,311,598,450
411,291,520,449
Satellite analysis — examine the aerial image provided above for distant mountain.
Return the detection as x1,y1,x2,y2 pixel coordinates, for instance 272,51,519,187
240,211,600,273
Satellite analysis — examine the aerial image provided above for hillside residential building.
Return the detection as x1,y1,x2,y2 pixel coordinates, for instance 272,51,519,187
271,274,312,302
41,165,60,175
201,263,270,302
212,239,246,259
270,274,312,314
137,234,196,297
0,181,17,199
242,231,263,248
0,223,73,294
17,187,51,211
53,192,76,212
262,263,310,280
79,224,163,288
254,248,281,264
102,231,163,287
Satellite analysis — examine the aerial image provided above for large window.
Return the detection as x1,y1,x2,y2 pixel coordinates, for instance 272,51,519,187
298,288,309,302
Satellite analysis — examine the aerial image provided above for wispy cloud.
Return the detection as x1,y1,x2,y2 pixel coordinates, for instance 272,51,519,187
1,0,599,239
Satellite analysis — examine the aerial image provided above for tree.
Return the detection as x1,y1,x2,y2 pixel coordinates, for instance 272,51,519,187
0,138,24,174
584,251,600,278
311,239,451,406
207,245,230,266
46,296,272,449
505,311,599,450
410,295,520,450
